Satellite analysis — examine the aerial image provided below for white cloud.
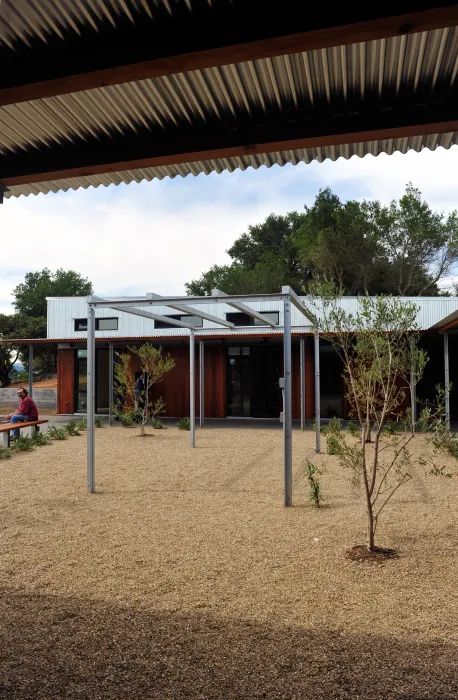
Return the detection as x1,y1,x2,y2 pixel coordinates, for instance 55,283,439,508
1,145,458,315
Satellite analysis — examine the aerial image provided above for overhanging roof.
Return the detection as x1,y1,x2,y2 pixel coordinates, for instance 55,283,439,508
2,2,458,198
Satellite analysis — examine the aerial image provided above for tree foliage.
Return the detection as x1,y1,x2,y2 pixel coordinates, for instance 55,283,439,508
309,285,428,552
0,268,93,386
114,344,175,436
186,184,458,297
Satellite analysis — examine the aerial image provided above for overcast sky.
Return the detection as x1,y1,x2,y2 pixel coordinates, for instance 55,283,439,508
2,145,458,315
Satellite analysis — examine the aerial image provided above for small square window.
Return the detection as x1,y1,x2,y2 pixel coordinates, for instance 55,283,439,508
74,318,87,332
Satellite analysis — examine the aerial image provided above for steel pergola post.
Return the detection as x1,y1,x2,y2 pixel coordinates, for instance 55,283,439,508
300,337,305,431
87,303,96,493
444,332,450,431
314,331,321,453
283,296,292,507
190,330,196,447
199,339,204,429
28,344,33,399
108,341,114,427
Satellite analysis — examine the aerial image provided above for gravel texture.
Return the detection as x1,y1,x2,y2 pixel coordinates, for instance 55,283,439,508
0,427,457,699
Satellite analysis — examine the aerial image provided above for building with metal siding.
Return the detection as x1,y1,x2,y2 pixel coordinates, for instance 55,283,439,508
40,296,458,421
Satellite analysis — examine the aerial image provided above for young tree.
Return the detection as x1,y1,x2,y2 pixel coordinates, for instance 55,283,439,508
115,344,175,436
310,285,428,553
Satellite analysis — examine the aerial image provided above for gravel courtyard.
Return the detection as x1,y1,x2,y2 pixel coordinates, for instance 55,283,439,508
1,427,457,699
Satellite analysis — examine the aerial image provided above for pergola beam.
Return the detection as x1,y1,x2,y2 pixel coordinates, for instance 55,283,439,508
146,292,235,328
90,294,288,308
212,289,278,327
1,4,456,106
4,94,458,188
109,305,197,329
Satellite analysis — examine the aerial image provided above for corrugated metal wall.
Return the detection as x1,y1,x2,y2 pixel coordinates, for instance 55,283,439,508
46,296,458,339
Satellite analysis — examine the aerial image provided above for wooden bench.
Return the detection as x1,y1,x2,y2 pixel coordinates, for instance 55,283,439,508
0,419,49,448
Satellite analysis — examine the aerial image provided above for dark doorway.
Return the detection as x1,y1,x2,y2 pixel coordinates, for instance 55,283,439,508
227,345,281,418
74,348,109,414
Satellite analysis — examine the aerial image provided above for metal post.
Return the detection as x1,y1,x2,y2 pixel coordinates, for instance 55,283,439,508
87,304,96,493
108,342,114,427
444,332,451,431
283,298,292,507
199,340,204,428
410,337,416,434
190,330,196,447
314,331,321,453
28,344,33,399
300,338,305,431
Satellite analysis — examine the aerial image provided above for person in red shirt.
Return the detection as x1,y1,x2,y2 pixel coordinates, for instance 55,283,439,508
6,388,39,438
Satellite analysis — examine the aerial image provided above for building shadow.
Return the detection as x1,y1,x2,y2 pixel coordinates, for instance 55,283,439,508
1,587,456,699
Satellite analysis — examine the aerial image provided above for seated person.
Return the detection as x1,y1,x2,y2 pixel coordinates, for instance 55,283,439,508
6,388,38,438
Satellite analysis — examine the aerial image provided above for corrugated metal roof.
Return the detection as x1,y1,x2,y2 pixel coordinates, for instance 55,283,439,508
3,22,458,197
0,0,201,50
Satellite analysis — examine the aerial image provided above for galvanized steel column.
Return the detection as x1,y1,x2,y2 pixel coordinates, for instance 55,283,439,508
199,339,204,429
300,337,305,431
314,331,321,453
28,344,33,399
410,337,416,434
283,298,292,507
190,330,196,447
108,341,114,427
87,304,96,493
444,332,451,431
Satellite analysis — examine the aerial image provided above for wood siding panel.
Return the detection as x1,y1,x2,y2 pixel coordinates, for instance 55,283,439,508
57,349,75,414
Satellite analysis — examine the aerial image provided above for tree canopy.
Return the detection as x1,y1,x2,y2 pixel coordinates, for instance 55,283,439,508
185,185,458,297
0,268,93,386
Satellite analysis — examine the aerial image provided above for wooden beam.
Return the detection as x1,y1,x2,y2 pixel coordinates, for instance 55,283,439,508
1,4,458,106
440,317,458,331
2,95,458,187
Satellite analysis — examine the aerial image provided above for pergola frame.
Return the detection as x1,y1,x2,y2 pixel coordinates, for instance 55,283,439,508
86,288,314,505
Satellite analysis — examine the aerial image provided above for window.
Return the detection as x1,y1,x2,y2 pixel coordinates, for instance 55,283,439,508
74,318,118,331
96,318,118,331
226,311,279,327
154,314,204,329
74,318,87,331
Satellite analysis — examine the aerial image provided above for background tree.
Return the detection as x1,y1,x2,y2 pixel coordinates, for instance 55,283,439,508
185,213,307,295
0,315,44,387
310,286,428,554
186,185,458,297
13,268,93,377
13,268,93,317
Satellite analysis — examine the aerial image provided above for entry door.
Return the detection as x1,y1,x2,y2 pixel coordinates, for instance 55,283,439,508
227,346,251,416
251,346,282,417
75,348,109,414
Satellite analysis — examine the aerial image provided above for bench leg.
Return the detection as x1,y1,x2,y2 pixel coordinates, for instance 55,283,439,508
1,432,10,448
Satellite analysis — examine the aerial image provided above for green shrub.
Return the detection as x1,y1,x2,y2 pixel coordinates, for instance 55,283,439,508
305,459,323,507
0,445,12,459
76,417,87,431
30,430,51,446
47,426,68,441
117,411,136,427
326,434,341,455
382,420,399,436
64,421,81,436
11,435,35,451
151,418,166,429
346,422,361,438
94,417,105,428
177,417,190,431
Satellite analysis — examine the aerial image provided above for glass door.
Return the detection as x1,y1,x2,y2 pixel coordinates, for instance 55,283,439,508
227,346,251,416
75,349,87,412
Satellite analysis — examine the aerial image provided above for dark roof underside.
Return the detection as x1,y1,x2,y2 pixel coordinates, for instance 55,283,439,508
2,1,458,198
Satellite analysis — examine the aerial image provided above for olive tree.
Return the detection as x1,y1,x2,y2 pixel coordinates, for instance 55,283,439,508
309,285,428,553
114,344,175,436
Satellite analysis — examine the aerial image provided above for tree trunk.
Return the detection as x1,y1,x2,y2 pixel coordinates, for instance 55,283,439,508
367,499,375,551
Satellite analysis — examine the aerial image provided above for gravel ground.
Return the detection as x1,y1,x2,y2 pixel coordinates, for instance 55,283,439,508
0,427,457,700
